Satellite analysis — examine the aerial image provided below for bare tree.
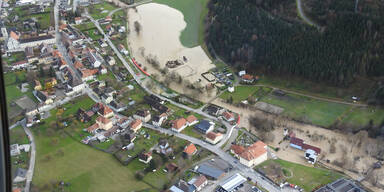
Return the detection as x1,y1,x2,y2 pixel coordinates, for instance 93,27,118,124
134,21,141,34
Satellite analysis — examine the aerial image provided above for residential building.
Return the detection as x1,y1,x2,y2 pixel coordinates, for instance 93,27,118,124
19,35,56,49
13,168,27,183
205,132,223,144
138,151,152,164
11,60,29,70
10,144,20,156
165,163,178,173
184,143,197,156
94,103,114,118
101,93,113,104
194,120,214,134
88,51,102,68
87,123,99,134
106,56,115,66
231,141,267,167
34,80,42,90
222,111,235,122
133,109,151,122
186,115,198,126
152,113,167,127
130,119,142,133
172,118,188,132
109,101,127,112
123,131,136,143
96,116,113,130
189,175,208,191
34,90,54,104
74,17,83,24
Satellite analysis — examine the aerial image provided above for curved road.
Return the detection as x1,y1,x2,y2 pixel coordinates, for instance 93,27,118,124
296,0,320,29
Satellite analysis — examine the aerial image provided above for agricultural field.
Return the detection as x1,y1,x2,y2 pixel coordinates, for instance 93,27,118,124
153,0,209,47
256,159,342,192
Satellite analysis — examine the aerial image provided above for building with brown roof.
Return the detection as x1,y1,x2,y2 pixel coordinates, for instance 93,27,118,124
130,119,142,133
183,143,197,156
96,116,113,130
231,141,267,167
222,111,235,122
86,123,99,133
186,115,198,126
205,132,223,144
171,118,187,132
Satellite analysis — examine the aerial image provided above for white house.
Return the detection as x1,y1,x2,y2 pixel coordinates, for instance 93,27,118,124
152,113,167,127
88,51,102,68
228,86,234,93
238,70,246,77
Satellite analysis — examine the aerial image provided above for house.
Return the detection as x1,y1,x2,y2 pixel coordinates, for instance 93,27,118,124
222,111,235,122
138,151,152,164
80,68,98,81
13,168,27,183
103,126,118,137
87,123,99,133
10,144,20,156
130,119,142,133
241,74,254,83
110,101,127,112
178,180,196,192
315,178,366,192
74,17,83,24
94,103,114,118
105,56,115,66
88,51,102,68
289,137,321,154
35,90,54,104
205,105,224,116
98,39,108,47
238,70,246,77
189,175,208,191
6,31,20,50
118,44,129,55
99,65,107,74
186,115,198,126
124,131,136,143
133,109,151,123
172,118,188,132
105,15,112,22
101,93,113,104
205,132,223,145
77,108,92,122
11,60,29,71
158,139,173,155
305,149,318,164
152,113,167,127
34,80,42,90
96,116,113,130
165,163,178,173
228,86,234,93
230,141,267,167
194,120,214,134
196,164,225,180
184,143,197,156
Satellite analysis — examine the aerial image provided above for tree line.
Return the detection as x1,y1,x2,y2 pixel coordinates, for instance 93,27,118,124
205,0,384,88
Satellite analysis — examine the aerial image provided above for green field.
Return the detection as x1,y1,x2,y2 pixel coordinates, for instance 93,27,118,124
154,0,209,47
220,86,272,104
260,93,351,127
342,107,384,127
257,159,342,192
89,2,118,20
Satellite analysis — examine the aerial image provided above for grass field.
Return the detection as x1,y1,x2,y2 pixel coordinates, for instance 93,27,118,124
220,86,272,104
30,96,156,191
260,93,351,127
257,159,342,192
154,0,209,47
10,125,29,145
89,2,118,20
342,107,384,127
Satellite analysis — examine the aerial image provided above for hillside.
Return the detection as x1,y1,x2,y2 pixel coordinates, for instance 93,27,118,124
205,0,384,89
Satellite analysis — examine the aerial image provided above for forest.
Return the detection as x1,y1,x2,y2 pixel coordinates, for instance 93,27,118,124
205,0,384,89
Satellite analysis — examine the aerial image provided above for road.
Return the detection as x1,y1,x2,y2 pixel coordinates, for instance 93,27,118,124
296,0,320,29
83,13,293,191
143,123,297,192
107,0,152,17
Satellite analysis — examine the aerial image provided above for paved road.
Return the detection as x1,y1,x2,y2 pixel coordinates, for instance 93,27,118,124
143,123,297,192
84,13,295,191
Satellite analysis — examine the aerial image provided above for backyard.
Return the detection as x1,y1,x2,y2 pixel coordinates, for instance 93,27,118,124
220,86,272,104
89,2,118,20
257,159,343,192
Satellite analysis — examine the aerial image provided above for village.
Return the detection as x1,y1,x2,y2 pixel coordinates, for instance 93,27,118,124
1,0,383,192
